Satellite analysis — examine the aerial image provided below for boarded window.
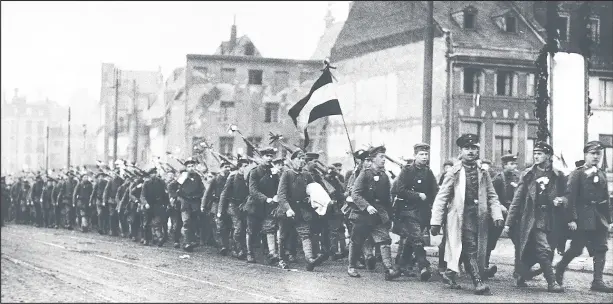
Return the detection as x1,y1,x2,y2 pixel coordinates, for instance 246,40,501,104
264,103,279,123
248,70,263,85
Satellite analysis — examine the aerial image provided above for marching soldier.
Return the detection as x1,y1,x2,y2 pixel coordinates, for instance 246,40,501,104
277,150,327,271
331,162,345,184
73,173,94,232
503,142,566,292
141,168,170,246
57,172,78,230
204,161,232,255
30,174,44,227
51,175,63,228
392,143,438,281
430,134,504,294
178,158,205,252
218,158,250,260
91,172,110,235
20,179,31,225
116,174,133,238
348,146,401,280
41,177,56,228
322,164,347,260
1,176,10,227
167,172,183,248
10,177,23,224
555,141,613,293
102,168,124,236
438,160,454,186
245,147,281,264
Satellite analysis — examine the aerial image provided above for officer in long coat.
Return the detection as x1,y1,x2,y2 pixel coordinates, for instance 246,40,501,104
205,161,232,255
504,142,565,292
348,146,402,280
218,158,250,260
392,143,438,281
430,134,504,294
178,158,205,252
90,173,109,235
555,141,613,293
141,168,169,246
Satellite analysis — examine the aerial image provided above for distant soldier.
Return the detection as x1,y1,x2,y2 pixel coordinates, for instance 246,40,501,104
141,168,169,246
41,177,56,228
555,141,613,293
321,163,347,261
331,162,345,184
1,176,10,227
57,172,78,230
116,175,133,238
430,134,504,294
438,160,454,186
166,172,182,248
10,177,23,224
102,169,124,236
177,158,205,252
30,175,44,227
218,158,250,259
19,179,31,225
348,146,401,280
392,143,438,281
91,173,110,235
51,176,63,228
205,161,232,255
504,142,566,292
73,173,94,232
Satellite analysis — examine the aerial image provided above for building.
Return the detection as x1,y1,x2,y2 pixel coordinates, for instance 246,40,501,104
165,23,323,167
310,2,348,61
98,63,164,166
328,1,612,177
0,89,69,173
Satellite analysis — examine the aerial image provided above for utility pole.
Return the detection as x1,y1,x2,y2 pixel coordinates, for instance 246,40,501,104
46,125,50,171
113,68,120,163
132,79,138,164
82,124,87,165
67,107,71,168
422,0,434,145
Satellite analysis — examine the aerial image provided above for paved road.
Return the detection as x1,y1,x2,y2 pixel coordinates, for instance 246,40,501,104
1,224,612,303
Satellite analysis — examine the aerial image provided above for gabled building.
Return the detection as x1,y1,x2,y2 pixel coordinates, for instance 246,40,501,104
328,1,612,176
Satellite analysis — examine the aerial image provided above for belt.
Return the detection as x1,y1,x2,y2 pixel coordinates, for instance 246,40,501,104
587,200,606,205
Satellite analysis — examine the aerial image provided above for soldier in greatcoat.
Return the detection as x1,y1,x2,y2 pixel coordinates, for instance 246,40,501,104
166,171,183,248
124,175,143,243
57,172,78,230
218,158,250,260
73,173,94,232
116,174,134,238
392,143,438,281
141,168,170,246
205,161,232,255
430,134,504,294
29,175,44,227
178,158,205,252
90,173,110,235
348,146,402,280
102,168,124,236
503,142,565,292
555,141,613,293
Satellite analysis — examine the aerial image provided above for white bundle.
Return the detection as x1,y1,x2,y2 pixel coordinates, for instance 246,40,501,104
306,182,331,216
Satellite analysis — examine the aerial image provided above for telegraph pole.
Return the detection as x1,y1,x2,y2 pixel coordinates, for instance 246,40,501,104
132,79,138,164
67,107,71,168
113,68,120,163
422,0,434,145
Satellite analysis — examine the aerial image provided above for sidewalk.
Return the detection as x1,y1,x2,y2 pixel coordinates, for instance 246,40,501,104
417,236,613,275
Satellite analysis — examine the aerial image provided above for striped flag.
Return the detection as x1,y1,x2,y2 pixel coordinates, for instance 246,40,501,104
288,67,342,149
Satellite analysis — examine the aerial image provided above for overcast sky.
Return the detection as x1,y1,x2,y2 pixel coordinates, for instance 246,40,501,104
1,1,349,106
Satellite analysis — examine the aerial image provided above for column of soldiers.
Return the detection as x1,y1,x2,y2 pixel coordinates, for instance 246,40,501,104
1,134,612,295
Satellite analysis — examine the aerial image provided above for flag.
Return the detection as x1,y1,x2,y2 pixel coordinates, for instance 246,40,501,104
288,67,342,149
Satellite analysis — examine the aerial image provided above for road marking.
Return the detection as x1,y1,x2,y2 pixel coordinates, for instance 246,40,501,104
4,231,289,303
93,254,289,303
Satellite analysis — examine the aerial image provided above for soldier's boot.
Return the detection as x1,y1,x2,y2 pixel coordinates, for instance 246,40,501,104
484,251,497,279
540,260,564,293
554,251,574,286
414,244,432,282
444,270,462,289
265,233,279,265
527,267,543,280
381,244,401,281
394,238,406,271
465,253,490,295
591,254,613,293
302,238,318,271
277,234,289,269
347,241,361,278
246,234,256,263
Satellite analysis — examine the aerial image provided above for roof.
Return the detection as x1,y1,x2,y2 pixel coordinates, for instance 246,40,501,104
332,1,545,62
215,35,262,57
311,21,345,60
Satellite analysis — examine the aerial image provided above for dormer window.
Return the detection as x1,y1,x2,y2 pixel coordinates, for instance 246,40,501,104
505,16,516,33
452,6,478,29
464,11,475,29
244,42,255,56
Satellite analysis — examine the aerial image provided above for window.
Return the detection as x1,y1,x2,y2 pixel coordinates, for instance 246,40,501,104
300,71,315,83
191,66,209,84
37,141,44,153
496,71,516,96
246,137,262,157
505,16,516,33
274,71,289,91
244,42,255,56
558,16,569,41
599,79,612,106
248,70,263,85
221,68,236,83
219,137,234,157
463,68,483,94
495,124,514,163
25,120,32,134
264,103,279,123
460,121,481,138
219,101,235,122
37,121,44,134
588,17,600,43
25,136,32,152
526,73,536,97
526,124,539,159
464,11,475,29
599,134,613,172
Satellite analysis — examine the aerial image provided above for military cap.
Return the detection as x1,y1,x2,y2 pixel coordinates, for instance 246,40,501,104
305,152,320,160
481,159,492,165
456,134,480,148
413,143,430,154
583,140,605,153
290,150,306,160
533,141,553,155
259,147,277,156
220,161,233,168
95,172,108,178
443,160,454,167
501,153,518,163
332,162,342,168
184,157,198,165
575,160,585,168
273,157,285,165
237,158,250,166
353,149,368,161
146,167,157,175
368,145,386,157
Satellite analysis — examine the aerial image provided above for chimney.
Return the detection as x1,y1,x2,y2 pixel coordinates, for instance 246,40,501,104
229,15,237,52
